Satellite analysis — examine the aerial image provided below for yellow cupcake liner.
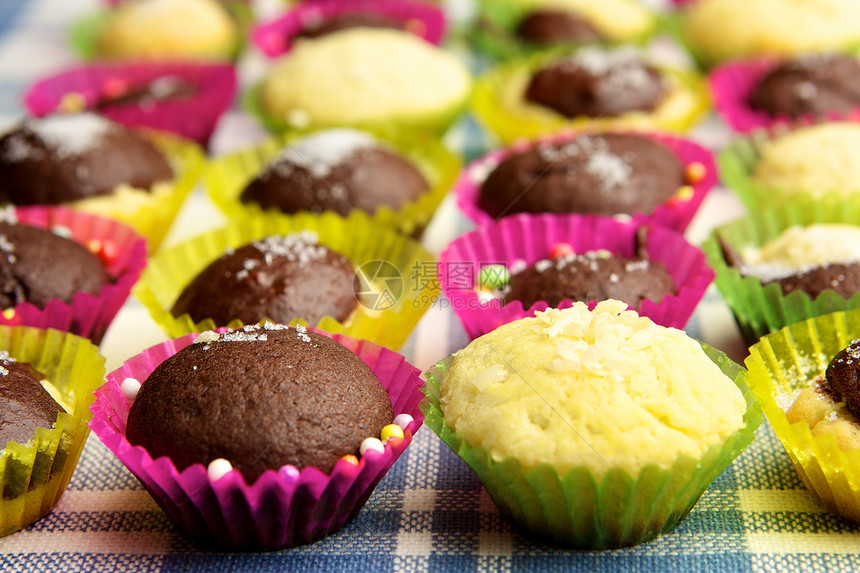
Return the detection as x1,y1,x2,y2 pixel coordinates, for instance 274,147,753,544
203,126,460,237
422,344,761,549
69,129,204,253
745,309,860,522
133,209,439,350
243,81,471,139
0,326,105,536
702,192,860,344
471,49,709,145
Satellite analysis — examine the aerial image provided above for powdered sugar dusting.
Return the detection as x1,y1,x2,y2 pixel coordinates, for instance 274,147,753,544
250,231,327,268
536,136,631,192
268,129,376,179
27,113,115,160
560,46,654,95
0,350,16,376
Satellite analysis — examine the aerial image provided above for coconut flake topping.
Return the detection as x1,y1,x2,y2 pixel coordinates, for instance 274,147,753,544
268,129,377,179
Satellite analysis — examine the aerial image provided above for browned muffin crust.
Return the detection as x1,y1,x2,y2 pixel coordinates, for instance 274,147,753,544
0,351,64,448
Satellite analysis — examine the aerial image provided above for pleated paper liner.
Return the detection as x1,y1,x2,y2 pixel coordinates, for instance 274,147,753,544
745,309,860,523
24,61,237,148
252,0,446,58
89,327,424,550
471,48,709,144
133,209,438,350
422,345,761,549
439,213,714,340
0,326,106,537
454,129,717,233
469,0,656,62
0,206,147,344
702,192,860,345
204,126,460,237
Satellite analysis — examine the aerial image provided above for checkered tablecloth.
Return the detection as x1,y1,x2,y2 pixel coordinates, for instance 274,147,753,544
1,0,859,571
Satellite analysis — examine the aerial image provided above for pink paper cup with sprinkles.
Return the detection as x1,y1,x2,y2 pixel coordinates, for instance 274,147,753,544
0,325,106,537
252,0,446,58
439,213,714,339
24,61,237,148
0,206,147,344
89,325,424,551
455,130,716,233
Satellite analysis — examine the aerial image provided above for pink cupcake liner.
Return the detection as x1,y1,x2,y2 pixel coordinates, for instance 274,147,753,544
454,130,717,233
24,61,237,148
1,206,147,344
439,213,714,339
89,327,425,551
252,0,446,58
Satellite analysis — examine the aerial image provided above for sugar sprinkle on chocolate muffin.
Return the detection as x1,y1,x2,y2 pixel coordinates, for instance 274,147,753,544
125,323,393,481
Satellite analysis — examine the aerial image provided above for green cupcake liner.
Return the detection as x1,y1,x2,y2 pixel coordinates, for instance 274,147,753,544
421,344,761,549
203,126,461,237
0,326,106,536
702,192,860,345
471,48,710,144
133,209,439,351
745,310,860,522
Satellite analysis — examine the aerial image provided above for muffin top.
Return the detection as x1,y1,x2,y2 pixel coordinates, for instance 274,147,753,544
240,129,429,216
0,351,65,448
514,9,604,46
171,231,357,327
125,323,394,481
752,122,860,196
513,0,653,42
477,133,684,218
440,300,747,477
260,28,471,128
0,112,173,205
0,216,110,309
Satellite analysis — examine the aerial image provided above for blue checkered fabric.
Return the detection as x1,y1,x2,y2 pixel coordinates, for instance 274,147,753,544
1,0,858,571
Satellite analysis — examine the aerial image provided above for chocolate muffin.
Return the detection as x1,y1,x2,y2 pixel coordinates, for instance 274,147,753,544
296,11,405,40
477,133,684,218
0,112,173,205
515,9,603,46
749,54,860,118
503,248,676,310
241,129,429,216
125,323,394,480
0,351,65,448
525,47,665,118
171,232,357,326
0,220,110,310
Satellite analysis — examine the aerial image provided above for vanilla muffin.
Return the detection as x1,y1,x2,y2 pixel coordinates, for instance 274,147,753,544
259,28,471,132
96,0,239,60
440,300,747,477
682,0,860,67
752,123,860,197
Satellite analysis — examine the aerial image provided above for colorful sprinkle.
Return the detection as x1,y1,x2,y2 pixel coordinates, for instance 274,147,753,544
51,225,73,239
685,162,707,184
207,458,233,481
393,413,414,430
102,77,129,99
59,92,86,113
120,377,141,401
381,424,404,442
668,185,695,207
279,464,300,481
2,308,14,320
550,243,575,259
360,437,385,455
478,265,510,289
341,454,360,466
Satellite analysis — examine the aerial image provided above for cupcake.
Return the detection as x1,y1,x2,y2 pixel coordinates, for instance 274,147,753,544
702,193,860,344
439,213,714,339
0,112,203,251
87,0,240,61
471,0,655,61
133,209,438,351
720,121,860,209
249,28,472,136
24,61,237,148
456,130,716,232
422,300,761,548
252,0,447,58
745,310,860,523
680,0,860,68
204,127,460,237
0,325,106,536
90,324,424,550
0,206,146,344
